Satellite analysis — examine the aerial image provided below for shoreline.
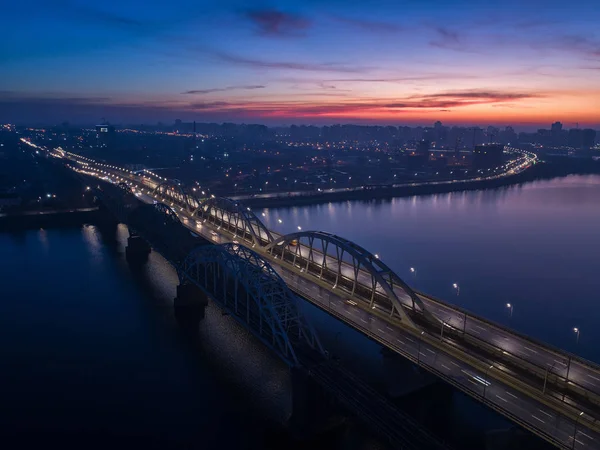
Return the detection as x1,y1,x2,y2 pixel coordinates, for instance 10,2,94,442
0,207,101,230
237,165,546,209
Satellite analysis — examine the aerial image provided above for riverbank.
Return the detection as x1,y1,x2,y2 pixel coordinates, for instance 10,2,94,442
0,207,101,230
239,165,543,209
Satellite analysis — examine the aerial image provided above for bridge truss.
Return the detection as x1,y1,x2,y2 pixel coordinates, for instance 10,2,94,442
153,181,201,211
265,231,428,325
193,197,274,247
179,243,324,365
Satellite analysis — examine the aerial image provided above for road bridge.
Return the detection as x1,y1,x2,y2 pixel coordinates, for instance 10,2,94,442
81,173,451,449
62,151,600,449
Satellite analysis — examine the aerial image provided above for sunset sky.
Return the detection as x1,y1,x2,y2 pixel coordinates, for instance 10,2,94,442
1,0,599,128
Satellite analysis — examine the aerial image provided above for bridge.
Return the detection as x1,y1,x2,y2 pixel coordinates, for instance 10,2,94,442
59,149,600,449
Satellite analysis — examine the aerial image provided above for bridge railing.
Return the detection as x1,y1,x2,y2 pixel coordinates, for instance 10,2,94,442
279,269,598,449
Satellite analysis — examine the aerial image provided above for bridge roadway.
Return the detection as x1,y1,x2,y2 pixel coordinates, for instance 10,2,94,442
66,154,600,449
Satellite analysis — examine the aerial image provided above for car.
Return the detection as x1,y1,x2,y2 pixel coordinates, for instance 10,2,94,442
232,240,239,244
211,231,218,236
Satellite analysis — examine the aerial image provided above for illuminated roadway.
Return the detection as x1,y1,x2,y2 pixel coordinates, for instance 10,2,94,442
29,141,600,450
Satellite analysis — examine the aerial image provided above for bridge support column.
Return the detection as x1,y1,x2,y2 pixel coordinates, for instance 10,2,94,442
381,347,438,397
288,367,342,439
125,235,151,263
174,283,209,332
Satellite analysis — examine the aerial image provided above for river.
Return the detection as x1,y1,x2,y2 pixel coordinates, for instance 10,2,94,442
1,175,597,449
0,222,386,449
261,175,600,364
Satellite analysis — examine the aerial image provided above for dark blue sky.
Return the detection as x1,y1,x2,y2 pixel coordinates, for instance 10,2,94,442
2,0,599,127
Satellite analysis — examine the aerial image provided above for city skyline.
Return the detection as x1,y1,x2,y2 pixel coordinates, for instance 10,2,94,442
2,0,600,127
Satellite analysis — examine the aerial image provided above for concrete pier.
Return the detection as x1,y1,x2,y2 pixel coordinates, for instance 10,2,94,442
125,235,151,262
174,283,209,332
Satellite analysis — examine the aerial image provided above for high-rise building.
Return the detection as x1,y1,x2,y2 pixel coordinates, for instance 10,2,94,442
95,124,115,150
582,129,597,148
568,129,583,148
551,122,563,133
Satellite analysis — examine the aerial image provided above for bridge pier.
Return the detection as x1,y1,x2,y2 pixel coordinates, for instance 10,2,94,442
174,283,209,332
381,347,439,397
125,235,151,263
288,367,342,439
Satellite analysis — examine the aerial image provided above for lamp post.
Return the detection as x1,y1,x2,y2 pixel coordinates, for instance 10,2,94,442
543,362,556,395
573,327,580,345
453,283,460,295
573,412,584,449
410,267,416,277
440,318,452,341
417,331,425,365
506,303,513,318
483,364,494,399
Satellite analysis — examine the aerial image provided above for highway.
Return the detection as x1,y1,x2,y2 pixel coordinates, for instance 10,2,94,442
46,146,600,449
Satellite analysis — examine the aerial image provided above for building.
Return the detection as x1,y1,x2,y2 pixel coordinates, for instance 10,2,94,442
582,129,597,148
473,144,504,169
95,124,116,149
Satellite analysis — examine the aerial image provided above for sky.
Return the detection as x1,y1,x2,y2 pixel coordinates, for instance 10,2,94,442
1,0,599,128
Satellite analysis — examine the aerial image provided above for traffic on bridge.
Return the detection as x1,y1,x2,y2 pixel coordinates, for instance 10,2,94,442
39,145,600,450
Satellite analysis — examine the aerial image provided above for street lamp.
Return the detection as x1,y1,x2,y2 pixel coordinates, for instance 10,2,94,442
297,226,302,230
573,327,580,345
410,267,416,276
453,283,460,295
506,303,513,317
417,331,425,365
543,362,556,395
278,219,283,224
483,364,494,398
573,412,584,449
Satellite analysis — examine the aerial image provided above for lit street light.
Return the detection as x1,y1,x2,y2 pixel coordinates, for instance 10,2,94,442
573,327,580,345
297,226,302,230
278,219,282,223
506,303,513,317
410,267,416,274
453,283,460,295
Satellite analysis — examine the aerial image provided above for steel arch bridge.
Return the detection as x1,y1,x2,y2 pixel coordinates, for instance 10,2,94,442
179,243,324,366
193,197,274,247
153,181,201,211
265,231,429,326
153,202,182,226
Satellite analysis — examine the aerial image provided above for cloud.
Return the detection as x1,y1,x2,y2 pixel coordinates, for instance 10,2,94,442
557,34,600,58
325,73,480,83
244,9,311,37
0,88,545,124
429,26,478,53
329,15,402,34
417,90,542,101
182,85,265,95
210,50,368,73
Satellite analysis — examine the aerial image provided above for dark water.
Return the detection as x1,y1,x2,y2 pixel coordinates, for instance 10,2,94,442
0,223,300,449
263,175,600,364
2,175,597,449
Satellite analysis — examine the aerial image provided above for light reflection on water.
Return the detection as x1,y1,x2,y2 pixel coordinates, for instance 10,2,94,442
263,175,600,363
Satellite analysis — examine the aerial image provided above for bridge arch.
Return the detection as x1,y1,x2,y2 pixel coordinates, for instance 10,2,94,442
179,243,324,365
153,202,182,226
193,197,274,247
265,231,427,325
153,181,201,211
